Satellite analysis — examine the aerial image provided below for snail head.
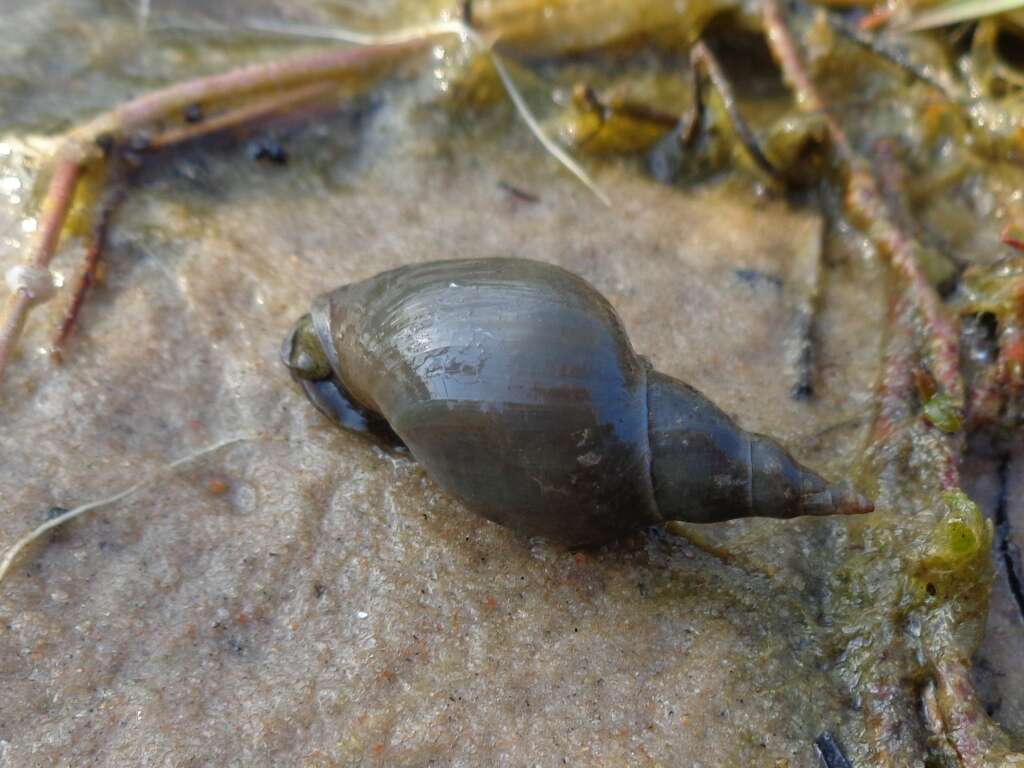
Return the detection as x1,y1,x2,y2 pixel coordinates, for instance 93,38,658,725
280,312,355,430
281,314,332,382
281,312,406,449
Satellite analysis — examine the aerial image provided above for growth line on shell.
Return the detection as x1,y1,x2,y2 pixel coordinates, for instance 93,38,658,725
0,434,260,592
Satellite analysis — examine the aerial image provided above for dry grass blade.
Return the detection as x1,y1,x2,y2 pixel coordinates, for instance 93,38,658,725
0,436,258,594
0,160,82,382
486,49,611,206
240,17,469,47
898,0,1024,31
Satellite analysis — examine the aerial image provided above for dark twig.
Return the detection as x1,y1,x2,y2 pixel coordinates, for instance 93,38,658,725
826,12,964,101
0,160,82,381
51,185,126,359
0,37,430,385
497,180,540,203
682,41,781,181
573,83,679,130
569,82,679,152
791,212,824,400
995,452,1024,622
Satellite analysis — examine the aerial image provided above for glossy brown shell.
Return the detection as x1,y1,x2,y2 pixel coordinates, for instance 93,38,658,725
285,258,870,545
309,259,662,545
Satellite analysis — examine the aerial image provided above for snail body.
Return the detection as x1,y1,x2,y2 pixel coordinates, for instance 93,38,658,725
283,258,870,546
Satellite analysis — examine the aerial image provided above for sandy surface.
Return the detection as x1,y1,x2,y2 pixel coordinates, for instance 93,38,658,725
968,444,1024,738
1,1,1020,766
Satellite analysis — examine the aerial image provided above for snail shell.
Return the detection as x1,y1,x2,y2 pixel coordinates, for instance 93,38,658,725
283,258,870,546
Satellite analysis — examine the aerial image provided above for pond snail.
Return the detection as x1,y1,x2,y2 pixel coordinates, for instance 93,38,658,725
282,258,872,546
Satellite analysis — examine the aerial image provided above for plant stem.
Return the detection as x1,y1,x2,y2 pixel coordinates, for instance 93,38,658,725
51,185,125,358
0,38,430,386
761,0,963,436
63,40,426,162
0,160,82,382
145,81,339,150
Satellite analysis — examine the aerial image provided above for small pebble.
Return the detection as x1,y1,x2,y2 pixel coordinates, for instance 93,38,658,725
247,136,288,165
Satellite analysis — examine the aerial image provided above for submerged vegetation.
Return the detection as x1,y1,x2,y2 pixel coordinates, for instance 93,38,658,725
3,0,1024,764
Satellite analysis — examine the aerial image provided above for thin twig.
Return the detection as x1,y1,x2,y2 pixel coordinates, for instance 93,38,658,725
51,185,126,358
685,41,781,181
64,39,426,162
145,81,338,150
850,171,963,410
0,160,82,381
0,435,258,591
0,38,430,386
762,0,854,160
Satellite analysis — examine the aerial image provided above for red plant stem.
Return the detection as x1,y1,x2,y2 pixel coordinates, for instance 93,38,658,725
51,187,125,358
847,173,963,406
932,656,991,767
761,0,854,161
53,82,342,356
64,40,427,162
760,0,962,411
145,81,339,151
0,37,431,386
1001,223,1024,252
0,159,82,382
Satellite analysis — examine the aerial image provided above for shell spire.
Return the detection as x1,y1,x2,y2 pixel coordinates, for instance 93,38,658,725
646,371,872,524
